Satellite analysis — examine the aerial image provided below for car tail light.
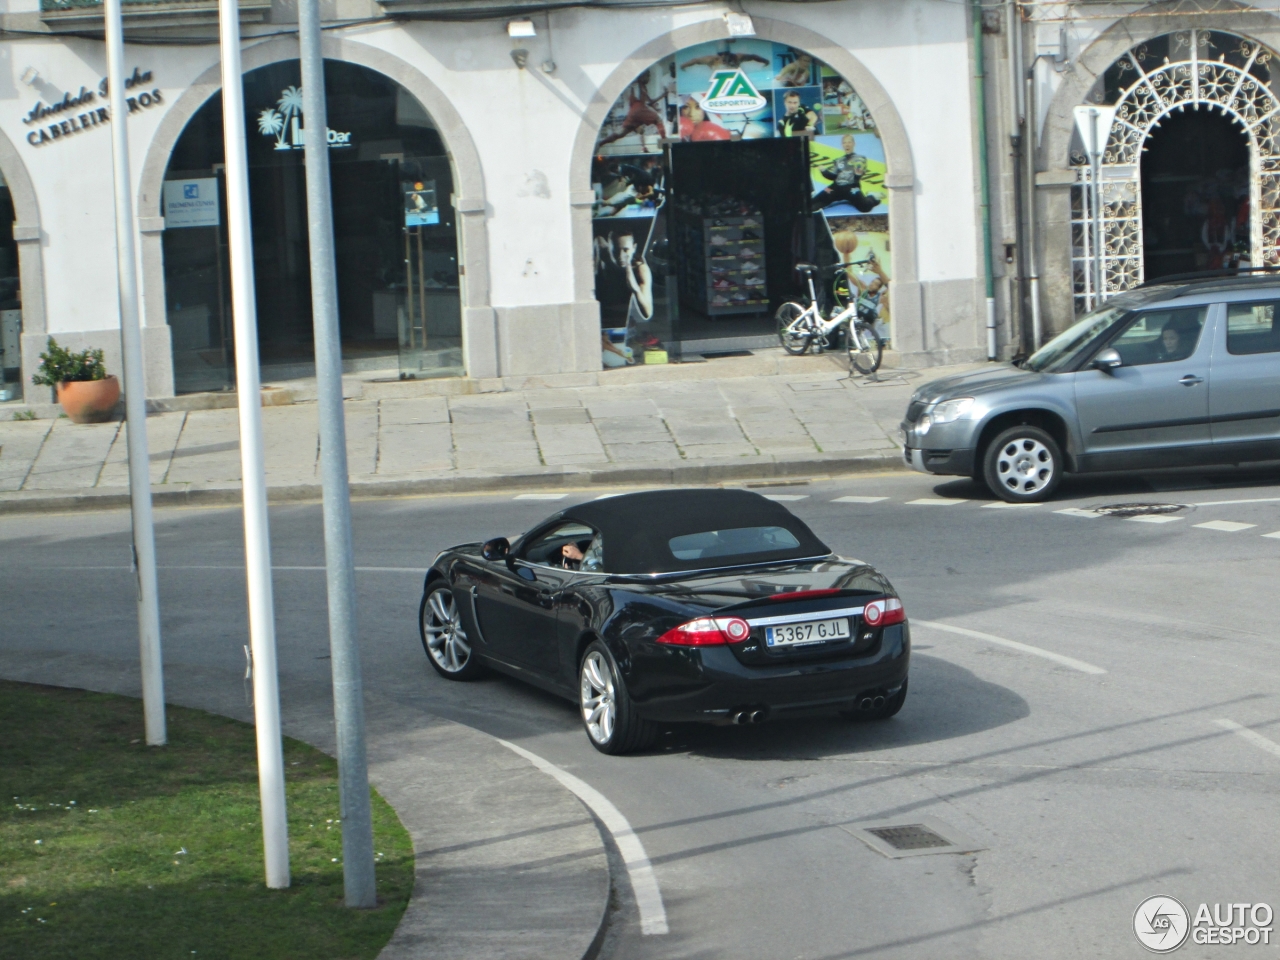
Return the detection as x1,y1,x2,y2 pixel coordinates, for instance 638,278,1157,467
861,597,905,627
657,616,752,646
767,588,841,602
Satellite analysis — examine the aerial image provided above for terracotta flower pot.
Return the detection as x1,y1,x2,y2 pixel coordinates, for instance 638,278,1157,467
56,376,120,424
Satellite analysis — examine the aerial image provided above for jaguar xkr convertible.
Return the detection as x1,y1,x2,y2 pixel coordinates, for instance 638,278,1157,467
417,489,909,754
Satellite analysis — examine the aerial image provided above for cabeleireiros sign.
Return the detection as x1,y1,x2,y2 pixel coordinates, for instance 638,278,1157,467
23,67,162,147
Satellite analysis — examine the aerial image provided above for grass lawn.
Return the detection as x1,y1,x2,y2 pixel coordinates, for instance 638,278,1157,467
1,680,414,960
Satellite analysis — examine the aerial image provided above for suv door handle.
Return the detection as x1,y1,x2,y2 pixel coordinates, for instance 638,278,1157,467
1179,374,1204,386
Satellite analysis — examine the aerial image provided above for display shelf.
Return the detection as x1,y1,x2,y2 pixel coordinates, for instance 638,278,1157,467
674,209,768,317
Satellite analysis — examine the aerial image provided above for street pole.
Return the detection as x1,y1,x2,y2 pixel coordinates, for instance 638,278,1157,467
103,0,166,747
297,0,377,908
1089,109,1105,307
217,0,290,889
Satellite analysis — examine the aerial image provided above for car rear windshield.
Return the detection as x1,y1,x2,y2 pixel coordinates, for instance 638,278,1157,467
669,526,802,562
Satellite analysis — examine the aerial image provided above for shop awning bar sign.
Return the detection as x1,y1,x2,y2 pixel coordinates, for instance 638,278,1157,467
701,69,767,113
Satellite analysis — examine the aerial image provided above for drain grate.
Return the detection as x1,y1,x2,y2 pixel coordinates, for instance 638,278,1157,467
865,824,952,851
1093,502,1186,519
842,816,984,860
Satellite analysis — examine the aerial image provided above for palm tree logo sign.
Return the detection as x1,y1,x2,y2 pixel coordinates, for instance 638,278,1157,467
257,85,304,150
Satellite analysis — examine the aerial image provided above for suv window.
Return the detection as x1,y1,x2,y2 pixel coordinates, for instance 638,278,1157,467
1226,301,1280,355
1105,306,1207,366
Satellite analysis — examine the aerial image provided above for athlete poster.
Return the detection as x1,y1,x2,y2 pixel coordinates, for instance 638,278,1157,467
592,40,894,355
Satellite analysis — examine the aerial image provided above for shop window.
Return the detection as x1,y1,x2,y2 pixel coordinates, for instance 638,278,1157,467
0,171,20,402
162,60,462,395
591,41,891,366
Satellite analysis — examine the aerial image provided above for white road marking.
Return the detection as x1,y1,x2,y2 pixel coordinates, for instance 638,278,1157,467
34,564,423,574
762,494,808,501
514,493,569,500
906,498,968,506
1190,496,1280,507
1194,520,1257,532
1214,719,1280,761
1054,507,1102,518
1126,515,1182,524
496,739,669,935
1264,531,1280,540
914,620,1108,675
982,501,1041,509
832,495,889,503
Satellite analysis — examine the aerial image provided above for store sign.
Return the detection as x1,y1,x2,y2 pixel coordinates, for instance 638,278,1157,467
163,178,220,229
256,85,352,150
23,67,162,148
701,69,767,114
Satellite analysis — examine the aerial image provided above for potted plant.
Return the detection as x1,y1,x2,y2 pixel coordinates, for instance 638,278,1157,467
31,337,120,423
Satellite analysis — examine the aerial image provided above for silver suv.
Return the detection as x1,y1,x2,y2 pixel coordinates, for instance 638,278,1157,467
900,277,1280,502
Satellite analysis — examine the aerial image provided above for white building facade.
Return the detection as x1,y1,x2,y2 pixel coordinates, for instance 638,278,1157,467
15,0,1274,402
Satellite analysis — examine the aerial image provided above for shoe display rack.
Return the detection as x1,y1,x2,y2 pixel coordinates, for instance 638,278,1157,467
674,210,768,316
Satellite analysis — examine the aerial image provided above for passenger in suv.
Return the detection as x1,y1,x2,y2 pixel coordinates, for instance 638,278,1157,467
900,276,1280,502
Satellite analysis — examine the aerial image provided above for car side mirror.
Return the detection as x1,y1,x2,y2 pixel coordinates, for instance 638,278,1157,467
1092,348,1123,372
481,537,510,561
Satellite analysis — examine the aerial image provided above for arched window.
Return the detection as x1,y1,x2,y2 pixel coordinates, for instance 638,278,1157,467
163,59,462,394
590,40,890,365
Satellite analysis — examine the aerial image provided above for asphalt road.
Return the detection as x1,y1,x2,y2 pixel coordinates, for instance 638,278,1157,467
3,464,1280,959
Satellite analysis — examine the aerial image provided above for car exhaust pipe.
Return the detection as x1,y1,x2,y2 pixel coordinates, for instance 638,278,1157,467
872,696,885,709
732,711,750,725
749,710,766,724
859,697,874,711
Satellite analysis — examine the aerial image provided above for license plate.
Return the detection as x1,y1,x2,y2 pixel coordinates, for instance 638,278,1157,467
765,617,850,647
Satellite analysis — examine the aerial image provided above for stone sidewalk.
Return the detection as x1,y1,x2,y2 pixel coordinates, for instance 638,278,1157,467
0,352,986,510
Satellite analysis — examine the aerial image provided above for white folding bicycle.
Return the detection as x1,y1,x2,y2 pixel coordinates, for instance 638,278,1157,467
775,262,884,375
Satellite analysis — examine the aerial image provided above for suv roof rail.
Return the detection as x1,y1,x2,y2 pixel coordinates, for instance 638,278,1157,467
1138,266,1280,288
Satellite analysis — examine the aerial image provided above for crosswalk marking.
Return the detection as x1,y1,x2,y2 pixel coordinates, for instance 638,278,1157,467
514,493,568,500
1264,531,1280,539
1054,507,1102,518
762,494,809,501
982,501,1041,509
832,495,889,503
1194,520,1257,532
1214,719,1280,761
1126,515,1182,524
906,498,967,506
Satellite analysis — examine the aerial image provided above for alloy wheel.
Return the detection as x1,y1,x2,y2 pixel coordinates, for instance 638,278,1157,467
423,588,472,673
580,650,616,745
995,437,1055,496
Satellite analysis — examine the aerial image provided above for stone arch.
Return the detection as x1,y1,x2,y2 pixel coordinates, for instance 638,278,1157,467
0,123,48,391
1040,5,1280,314
136,34,494,384
566,15,922,349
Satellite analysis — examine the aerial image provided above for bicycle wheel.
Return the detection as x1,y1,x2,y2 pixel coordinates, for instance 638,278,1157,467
848,322,884,375
776,302,814,355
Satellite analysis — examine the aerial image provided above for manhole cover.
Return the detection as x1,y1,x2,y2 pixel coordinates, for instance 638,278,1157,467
1093,502,1187,519
866,824,951,851
841,816,984,860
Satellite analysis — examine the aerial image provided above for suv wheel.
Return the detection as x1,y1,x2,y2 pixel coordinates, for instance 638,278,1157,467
983,425,1062,503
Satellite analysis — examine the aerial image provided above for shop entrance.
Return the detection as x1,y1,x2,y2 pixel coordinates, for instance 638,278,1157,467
665,137,811,350
0,172,20,401
592,39,892,369
162,60,462,395
1141,107,1250,281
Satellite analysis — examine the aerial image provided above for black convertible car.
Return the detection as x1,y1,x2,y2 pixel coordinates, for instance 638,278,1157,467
418,489,909,754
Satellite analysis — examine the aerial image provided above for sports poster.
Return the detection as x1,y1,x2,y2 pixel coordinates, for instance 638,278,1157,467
591,41,894,358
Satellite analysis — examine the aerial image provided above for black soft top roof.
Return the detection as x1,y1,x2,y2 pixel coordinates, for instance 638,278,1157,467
560,488,830,574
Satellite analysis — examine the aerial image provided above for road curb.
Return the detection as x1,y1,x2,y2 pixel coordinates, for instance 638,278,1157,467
0,451,908,513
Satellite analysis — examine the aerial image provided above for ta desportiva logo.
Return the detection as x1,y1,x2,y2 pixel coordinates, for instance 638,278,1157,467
256,85,352,150
701,69,766,114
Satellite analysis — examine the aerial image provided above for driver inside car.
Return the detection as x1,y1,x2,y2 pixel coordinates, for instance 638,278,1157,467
561,534,604,571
